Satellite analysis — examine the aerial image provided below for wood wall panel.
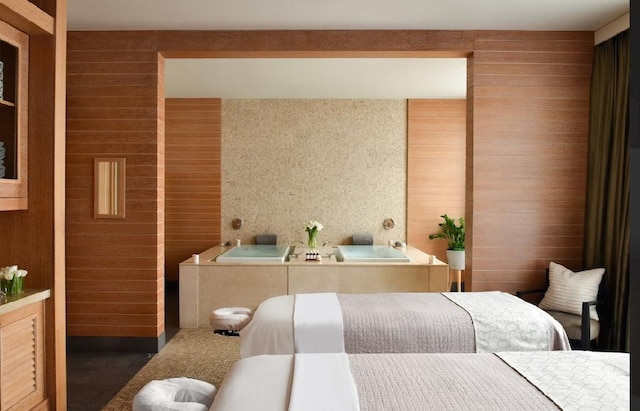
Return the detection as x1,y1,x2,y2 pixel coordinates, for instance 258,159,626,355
66,32,163,338
65,28,594,342
407,100,466,272
468,31,593,293
165,98,221,282
157,30,474,57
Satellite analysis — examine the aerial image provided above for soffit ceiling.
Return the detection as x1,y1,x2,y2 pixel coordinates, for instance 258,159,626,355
66,0,629,99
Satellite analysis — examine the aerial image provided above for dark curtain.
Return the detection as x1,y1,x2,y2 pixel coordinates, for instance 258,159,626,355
583,30,629,352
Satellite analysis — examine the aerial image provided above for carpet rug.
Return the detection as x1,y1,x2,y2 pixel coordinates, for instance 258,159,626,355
102,328,240,410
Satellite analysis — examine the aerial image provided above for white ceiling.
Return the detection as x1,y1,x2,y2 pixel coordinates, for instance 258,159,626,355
165,58,468,99
66,0,629,99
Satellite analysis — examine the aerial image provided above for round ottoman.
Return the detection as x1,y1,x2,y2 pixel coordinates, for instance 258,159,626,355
210,307,252,336
132,377,216,411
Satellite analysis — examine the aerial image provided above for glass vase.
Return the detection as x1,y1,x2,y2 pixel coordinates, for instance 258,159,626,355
307,230,318,249
1,277,23,296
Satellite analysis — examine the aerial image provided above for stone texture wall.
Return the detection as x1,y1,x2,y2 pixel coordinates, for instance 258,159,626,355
221,99,407,247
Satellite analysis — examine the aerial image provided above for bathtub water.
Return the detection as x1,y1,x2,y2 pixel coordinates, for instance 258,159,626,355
215,244,292,263
335,245,411,263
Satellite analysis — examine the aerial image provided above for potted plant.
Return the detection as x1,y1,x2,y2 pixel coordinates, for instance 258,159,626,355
428,214,465,270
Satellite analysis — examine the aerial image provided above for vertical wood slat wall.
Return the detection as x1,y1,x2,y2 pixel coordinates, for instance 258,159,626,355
66,32,164,338
407,99,466,277
468,31,593,292
165,98,221,282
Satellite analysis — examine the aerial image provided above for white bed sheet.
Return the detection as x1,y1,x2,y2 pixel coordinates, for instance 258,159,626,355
239,295,294,358
209,354,293,411
289,353,359,411
293,293,345,353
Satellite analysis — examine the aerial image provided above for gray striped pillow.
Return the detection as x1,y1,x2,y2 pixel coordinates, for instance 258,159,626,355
538,262,604,321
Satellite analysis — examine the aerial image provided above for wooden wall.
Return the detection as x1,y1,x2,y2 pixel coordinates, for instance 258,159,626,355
467,31,593,292
165,98,221,282
66,32,164,338
0,0,68,408
407,99,466,269
65,29,593,340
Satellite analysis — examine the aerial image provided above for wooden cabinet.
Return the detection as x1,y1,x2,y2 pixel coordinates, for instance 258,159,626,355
0,18,27,210
0,1,63,409
0,293,48,410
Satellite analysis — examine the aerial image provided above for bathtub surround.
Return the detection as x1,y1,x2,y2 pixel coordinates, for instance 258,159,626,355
222,99,407,247
180,245,448,328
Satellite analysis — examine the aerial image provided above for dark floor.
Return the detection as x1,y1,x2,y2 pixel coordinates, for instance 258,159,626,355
66,283,179,411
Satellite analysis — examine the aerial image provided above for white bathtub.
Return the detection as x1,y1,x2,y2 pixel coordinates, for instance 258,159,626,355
215,245,292,263
335,245,411,263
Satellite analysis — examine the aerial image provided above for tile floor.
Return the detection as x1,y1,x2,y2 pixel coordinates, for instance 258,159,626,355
66,282,179,410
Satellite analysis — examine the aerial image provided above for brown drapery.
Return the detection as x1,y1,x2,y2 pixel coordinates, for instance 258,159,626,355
583,30,629,352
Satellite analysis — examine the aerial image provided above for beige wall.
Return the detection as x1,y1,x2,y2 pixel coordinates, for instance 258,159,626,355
221,99,407,246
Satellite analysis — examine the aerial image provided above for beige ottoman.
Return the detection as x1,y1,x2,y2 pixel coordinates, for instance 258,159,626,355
209,307,252,336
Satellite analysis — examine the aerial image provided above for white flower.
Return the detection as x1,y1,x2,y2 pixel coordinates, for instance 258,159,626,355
305,220,323,232
16,269,28,278
0,265,18,281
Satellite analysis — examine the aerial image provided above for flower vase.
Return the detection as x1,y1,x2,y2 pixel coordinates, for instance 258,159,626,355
307,230,318,250
1,277,23,296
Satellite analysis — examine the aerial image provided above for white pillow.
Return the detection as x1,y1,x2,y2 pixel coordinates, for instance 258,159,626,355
132,377,217,411
538,262,604,321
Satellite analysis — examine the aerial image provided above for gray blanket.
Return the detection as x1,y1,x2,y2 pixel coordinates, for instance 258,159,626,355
349,353,560,410
338,293,475,353
338,291,570,354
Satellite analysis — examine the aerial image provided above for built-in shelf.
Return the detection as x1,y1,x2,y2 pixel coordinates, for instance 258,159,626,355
0,18,28,209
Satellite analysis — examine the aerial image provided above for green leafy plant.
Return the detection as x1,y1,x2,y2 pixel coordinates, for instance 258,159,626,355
428,214,465,251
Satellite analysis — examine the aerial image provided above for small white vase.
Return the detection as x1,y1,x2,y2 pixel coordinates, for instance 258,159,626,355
446,249,465,270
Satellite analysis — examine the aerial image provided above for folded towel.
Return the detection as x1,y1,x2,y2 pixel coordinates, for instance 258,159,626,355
256,234,277,245
352,233,373,245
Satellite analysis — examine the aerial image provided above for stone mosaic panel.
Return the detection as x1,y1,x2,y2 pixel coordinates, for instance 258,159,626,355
221,99,407,247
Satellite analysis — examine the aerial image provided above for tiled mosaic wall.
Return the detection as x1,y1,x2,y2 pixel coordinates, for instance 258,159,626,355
221,99,407,246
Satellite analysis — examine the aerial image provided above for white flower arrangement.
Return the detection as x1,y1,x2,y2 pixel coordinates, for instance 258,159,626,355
0,265,27,281
0,265,28,296
305,220,323,233
304,220,323,250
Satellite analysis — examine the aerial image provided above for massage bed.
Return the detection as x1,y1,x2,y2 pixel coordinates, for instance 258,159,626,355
239,291,570,357
209,350,629,411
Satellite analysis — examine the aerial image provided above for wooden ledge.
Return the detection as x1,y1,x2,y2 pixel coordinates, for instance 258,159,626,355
0,0,54,35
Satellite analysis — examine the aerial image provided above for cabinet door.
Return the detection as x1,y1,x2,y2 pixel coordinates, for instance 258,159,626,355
0,300,46,410
0,19,28,210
